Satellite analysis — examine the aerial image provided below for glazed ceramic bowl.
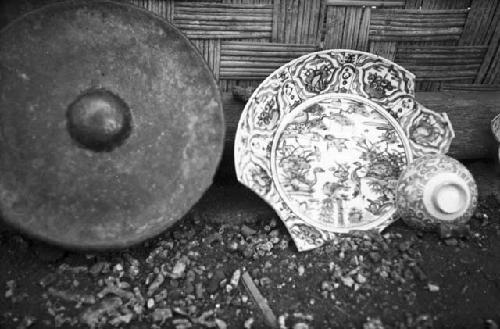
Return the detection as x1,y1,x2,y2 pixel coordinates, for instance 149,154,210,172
396,154,477,231
491,112,500,143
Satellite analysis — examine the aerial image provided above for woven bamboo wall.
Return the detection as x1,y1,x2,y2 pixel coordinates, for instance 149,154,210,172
123,0,500,92
1,0,499,92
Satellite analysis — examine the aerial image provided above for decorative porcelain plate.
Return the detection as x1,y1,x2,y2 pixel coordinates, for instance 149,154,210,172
235,49,454,251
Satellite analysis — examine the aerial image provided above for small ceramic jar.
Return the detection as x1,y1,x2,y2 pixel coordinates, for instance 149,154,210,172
491,113,500,161
396,154,477,231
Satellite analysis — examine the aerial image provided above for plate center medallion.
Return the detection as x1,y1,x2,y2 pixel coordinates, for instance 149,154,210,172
271,93,412,232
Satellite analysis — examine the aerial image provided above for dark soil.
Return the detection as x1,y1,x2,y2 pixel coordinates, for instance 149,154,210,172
0,169,499,329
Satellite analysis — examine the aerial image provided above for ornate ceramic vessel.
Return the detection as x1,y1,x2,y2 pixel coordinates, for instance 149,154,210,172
491,113,500,142
235,49,455,251
396,154,477,232
490,113,500,161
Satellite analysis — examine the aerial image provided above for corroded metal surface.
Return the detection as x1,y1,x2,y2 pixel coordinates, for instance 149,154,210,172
0,1,224,249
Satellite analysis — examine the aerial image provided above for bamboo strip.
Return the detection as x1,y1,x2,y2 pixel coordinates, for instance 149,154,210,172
370,26,463,33
214,39,221,81
174,14,272,21
324,6,344,49
372,8,469,15
175,2,273,9
220,54,312,62
183,31,272,38
296,0,306,44
278,0,286,42
484,3,500,47
441,83,500,91
221,48,316,53
357,7,371,51
220,66,290,71
403,64,481,71
176,7,273,12
307,0,320,44
176,21,273,26
326,0,405,6
284,0,293,43
343,7,358,49
272,0,280,41
484,44,500,84
369,41,397,60
370,20,466,27
290,0,299,43
371,35,462,41
221,61,292,67
420,0,470,10
221,41,317,48
177,25,272,31
316,0,327,46
397,58,484,65
220,49,315,54
397,45,488,52
371,13,467,20
412,70,479,79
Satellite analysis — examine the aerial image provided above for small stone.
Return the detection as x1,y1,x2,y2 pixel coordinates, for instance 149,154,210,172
341,276,355,288
171,257,188,279
363,317,385,329
356,273,367,284
398,241,411,252
241,225,257,237
207,269,225,294
5,280,15,298
242,247,254,259
151,308,173,324
195,283,203,299
369,252,381,263
39,273,57,288
403,269,414,281
230,269,241,287
485,319,499,329
412,265,427,281
293,323,309,329
427,283,440,292
244,317,254,329
215,319,227,329
16,315,36,329
444,238,458,246
114,263,123,272
148,273,165,297
206,232,222,245
259,277,272,287
297,265,305,276
320,281,333,292
89,262,107,276
227,241,239,252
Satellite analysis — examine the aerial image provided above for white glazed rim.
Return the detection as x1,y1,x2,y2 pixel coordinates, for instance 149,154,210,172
269,92,413,233
422,172,470,220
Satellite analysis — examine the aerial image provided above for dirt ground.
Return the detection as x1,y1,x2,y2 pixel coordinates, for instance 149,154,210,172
0,161,499,329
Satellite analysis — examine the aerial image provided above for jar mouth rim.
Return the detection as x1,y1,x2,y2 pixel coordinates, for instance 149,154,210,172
423,173,470,220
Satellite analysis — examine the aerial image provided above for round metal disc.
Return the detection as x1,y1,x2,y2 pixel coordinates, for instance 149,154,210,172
0,1,224,249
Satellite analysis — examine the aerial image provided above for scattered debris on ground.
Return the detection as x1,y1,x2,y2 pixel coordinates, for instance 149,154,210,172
0,186,499,329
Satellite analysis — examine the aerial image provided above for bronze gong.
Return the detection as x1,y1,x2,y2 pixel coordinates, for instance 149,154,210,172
0,1,224,249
